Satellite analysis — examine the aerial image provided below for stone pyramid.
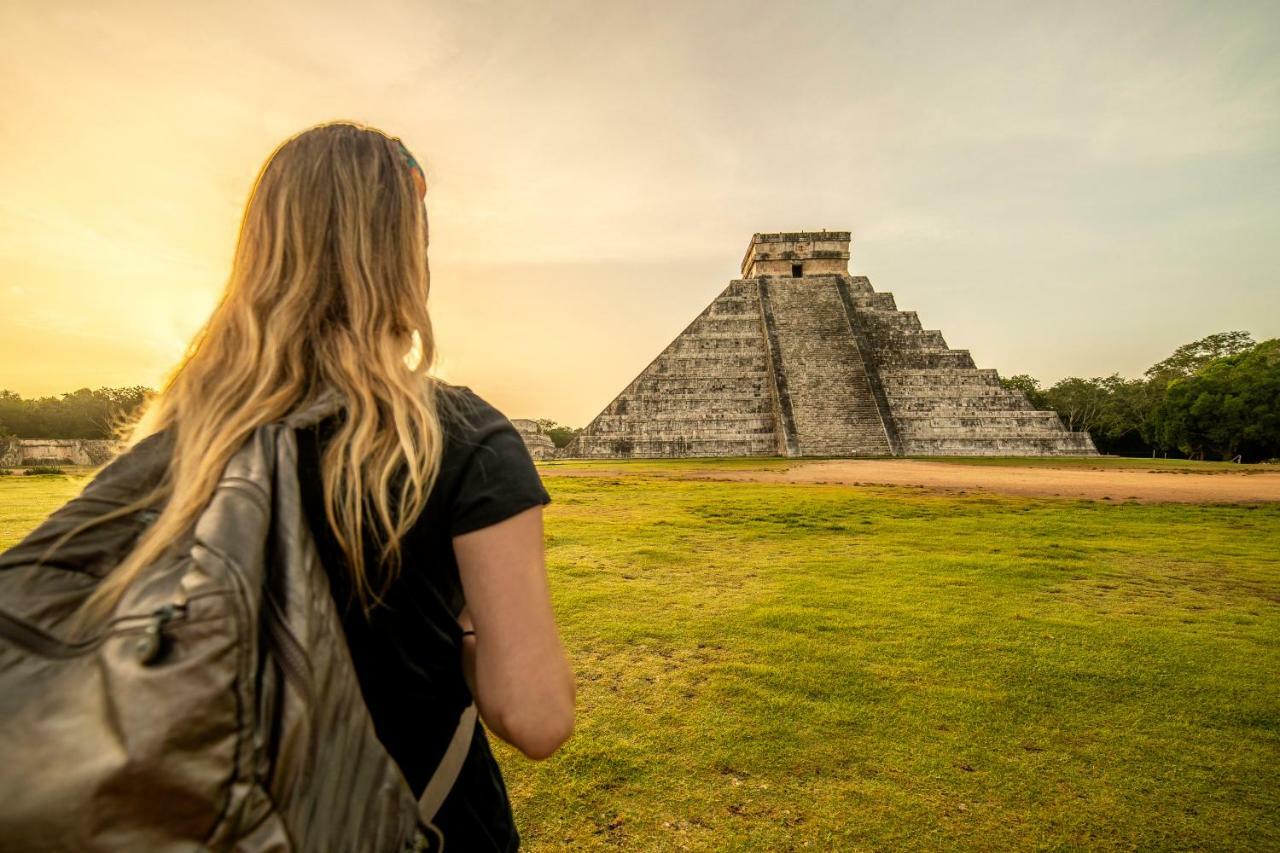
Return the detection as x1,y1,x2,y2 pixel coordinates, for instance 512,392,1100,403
562,231,1096,458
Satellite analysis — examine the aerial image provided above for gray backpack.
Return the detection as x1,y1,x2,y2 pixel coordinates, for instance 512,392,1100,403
0,393,476,851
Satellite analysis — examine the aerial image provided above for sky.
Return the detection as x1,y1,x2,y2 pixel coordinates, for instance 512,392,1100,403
2,0,1277,426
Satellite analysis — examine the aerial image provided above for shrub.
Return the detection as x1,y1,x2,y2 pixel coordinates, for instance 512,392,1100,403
23,466,64,476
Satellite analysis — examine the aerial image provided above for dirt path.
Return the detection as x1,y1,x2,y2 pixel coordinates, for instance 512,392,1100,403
684,459,1280,503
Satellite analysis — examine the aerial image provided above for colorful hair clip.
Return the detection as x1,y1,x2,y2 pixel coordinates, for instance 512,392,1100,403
395,139,427,200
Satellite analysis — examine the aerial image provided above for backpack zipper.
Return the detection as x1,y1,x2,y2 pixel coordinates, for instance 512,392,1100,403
132,603,186,664
0,603,187,661
263,592,313,701
0,592,229,664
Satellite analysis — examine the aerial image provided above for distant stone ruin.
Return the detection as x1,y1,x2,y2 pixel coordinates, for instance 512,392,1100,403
562,231,1096,458
510,419,559,460
0,438,120,468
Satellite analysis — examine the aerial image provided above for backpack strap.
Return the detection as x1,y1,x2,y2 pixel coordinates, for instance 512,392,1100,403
417,702,478,838
282,387,476,841
283,387,345,430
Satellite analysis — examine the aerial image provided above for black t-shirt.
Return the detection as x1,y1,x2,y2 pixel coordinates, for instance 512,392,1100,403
294,382,552,851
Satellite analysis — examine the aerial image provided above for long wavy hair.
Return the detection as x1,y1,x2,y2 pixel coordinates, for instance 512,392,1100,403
80,120,458,618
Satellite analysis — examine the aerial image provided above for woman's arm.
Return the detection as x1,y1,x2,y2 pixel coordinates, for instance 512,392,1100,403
453,504,575,760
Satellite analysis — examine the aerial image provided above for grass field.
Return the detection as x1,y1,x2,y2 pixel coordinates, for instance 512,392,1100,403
3,462,1278,850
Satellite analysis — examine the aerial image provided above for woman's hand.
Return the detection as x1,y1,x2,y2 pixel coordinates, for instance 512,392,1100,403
453,505,575,760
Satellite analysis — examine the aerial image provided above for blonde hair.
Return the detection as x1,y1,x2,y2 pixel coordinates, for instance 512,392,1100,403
80,120,459,618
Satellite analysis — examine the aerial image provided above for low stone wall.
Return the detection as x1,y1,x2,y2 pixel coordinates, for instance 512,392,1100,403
0,439,121,468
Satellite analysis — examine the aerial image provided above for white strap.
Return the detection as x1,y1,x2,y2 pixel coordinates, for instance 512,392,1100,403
418,702,478,828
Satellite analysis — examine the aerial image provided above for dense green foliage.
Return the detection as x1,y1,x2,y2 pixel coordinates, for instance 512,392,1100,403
0,387,150,439
1144,331,1258,382
4,461,1276,850
534,417,582,449
1003,332,1277,460
1149,339,1280,462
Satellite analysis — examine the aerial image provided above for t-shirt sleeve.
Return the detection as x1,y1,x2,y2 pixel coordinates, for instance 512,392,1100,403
448,401,553,538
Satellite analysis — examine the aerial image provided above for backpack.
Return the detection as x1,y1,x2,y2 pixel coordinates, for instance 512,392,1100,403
0,392,476,851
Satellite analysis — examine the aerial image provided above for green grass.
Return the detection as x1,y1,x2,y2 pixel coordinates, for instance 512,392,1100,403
2,460,1277,850
0,468,91,547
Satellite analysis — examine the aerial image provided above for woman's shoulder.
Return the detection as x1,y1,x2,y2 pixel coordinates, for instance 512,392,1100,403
306,381,513,441
432,381,551,537
433,380,521,445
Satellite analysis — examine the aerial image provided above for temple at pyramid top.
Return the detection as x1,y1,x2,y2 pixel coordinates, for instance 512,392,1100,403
741,231,852,278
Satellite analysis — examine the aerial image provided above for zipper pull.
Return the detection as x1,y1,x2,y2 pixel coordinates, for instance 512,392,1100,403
134,603,186,665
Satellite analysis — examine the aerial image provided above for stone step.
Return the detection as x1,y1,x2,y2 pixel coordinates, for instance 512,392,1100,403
865,330,949,350
699,316,763,331
604,398,775,416
847,293,899,311
856,311,922,331
724,281,760,299
889,397,1036,412
886,386,1026,399
881,368,1002,387
629,376,772,393
586,412,773,432
706,304,759,320
653,354,769,370
669,336,767,353
640,370,771,384
567,435,779,458
897,428,1074,442
900,434,1097,456
874,349,977,369
615,392,775,403
894,411,1066,427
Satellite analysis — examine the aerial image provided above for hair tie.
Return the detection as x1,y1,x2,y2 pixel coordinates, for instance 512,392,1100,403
395,139,427,200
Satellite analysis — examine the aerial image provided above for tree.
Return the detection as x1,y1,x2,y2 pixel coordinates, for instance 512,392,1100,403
0,386,152,439
996,331,1264,458
527,418,581,449
1149,339,1280,461
546,427,580,449
1101,375,1164,455
1000,374,1047,409
1145,331,1255,383
1041,377,1110,435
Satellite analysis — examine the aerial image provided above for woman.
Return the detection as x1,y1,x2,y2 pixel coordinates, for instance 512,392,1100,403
89,120,575,849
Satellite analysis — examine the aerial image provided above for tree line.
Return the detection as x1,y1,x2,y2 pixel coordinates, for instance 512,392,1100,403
0,386,589,449
0,387,151,441
1002,332,1279,462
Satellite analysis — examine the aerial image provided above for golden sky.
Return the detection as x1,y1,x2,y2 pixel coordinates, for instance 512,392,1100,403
2,1,1278,426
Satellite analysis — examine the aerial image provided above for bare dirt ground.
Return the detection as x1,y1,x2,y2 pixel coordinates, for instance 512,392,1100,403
687,459,1280,503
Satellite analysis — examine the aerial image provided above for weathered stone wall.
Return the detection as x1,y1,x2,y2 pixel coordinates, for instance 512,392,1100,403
0,439,121,467
510,419,559,460
741,231,851,278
